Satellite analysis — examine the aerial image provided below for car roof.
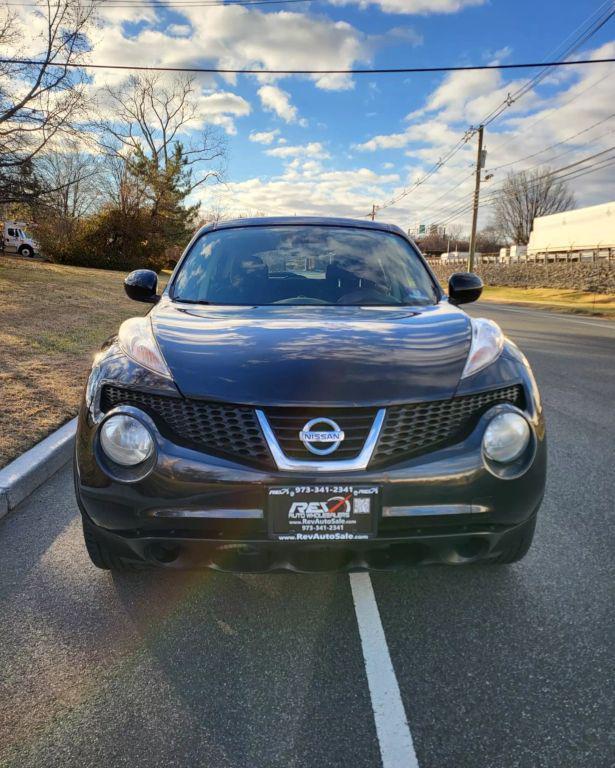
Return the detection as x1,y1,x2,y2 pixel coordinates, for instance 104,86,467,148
195,216,408,238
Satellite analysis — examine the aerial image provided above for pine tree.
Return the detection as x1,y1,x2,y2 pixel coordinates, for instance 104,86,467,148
130,142,200,253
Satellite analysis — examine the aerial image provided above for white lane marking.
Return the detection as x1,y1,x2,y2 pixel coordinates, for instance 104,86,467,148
480,303,615,330
350,572,419,768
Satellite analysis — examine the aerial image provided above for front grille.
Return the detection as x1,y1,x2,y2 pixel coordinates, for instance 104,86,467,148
263,407,378,461
372,385,523,464
100,384,523,469
100,386,272,466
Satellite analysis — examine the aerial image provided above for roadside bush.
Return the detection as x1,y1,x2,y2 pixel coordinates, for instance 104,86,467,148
39,208,168,272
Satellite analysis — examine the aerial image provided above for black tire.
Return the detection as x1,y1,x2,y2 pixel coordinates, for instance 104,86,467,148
491,515,537,564
82,518,140,572
18,245,33,258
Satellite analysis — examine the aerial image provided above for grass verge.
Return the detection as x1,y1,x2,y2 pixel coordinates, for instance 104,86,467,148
0,256,166,469
480,286,615,319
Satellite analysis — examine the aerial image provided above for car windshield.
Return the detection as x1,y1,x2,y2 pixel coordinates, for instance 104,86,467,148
172,225,438,306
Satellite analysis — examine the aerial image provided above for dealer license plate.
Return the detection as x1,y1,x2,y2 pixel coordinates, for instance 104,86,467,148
268,485,379,541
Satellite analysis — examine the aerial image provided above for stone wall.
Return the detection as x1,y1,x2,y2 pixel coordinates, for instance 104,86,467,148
428,261,615,293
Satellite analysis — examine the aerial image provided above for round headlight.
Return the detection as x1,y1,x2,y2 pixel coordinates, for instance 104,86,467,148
100,414,154,466
483,412,530,463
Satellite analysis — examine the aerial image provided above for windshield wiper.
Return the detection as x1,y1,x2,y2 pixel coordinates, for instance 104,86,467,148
173,298,211,305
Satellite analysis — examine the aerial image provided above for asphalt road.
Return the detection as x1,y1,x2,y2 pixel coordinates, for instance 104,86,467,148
1,303,614,768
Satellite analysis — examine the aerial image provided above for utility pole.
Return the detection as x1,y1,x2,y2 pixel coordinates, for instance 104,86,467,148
370,204,377,221
467,124,484,272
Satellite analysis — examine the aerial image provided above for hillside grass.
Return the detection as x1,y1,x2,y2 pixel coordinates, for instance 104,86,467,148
0,256,166,468
480,286,615,318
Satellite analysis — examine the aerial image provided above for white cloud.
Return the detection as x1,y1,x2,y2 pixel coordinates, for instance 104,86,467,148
249,129,281,144
197,163,402,221
258,85,301,124
192,91,251,134
90,7,371,93
486,45,513,64
329,0,484,16
266,142,329,159
355,131,410,152
96,5,157,25
355,67,539,153
168,24,192,37
407,69,502,121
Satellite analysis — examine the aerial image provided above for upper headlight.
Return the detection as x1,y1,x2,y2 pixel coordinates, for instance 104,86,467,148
483,412,530,463
118,316,171,379
462,318,504,379
100,414,154,466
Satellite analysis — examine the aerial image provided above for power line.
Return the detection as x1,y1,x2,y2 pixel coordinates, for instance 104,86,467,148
369,0,615,218
486,70,612,158
2,56,614,75
439,157,615,225
410,70,614,223
487,113,615,172
412,169,475,218
427,75,615,220
437,156,615,226
435,148,615,224
429,121,615,223
433,147,615,226
478,2,615,127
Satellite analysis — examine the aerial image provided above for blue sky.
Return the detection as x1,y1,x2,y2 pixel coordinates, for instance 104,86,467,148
72,0,615,227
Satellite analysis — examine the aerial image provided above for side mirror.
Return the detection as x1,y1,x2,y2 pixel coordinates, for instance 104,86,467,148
448,272,483,305
124,269,159,304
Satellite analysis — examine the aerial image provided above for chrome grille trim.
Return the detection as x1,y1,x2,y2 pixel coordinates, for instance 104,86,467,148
256,409,386,472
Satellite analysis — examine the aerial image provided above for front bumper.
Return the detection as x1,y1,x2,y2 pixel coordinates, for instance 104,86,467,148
75,393,547,570
80,512,541,571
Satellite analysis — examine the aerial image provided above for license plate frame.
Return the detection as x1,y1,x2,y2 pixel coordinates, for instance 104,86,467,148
267,485,380,542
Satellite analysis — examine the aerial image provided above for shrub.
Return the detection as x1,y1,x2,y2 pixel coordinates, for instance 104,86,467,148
39,208,168,272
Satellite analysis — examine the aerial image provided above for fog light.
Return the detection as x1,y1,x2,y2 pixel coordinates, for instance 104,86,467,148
100,414,154,466
483,412,530,463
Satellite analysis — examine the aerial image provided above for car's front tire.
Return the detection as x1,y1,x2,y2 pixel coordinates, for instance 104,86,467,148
491,515,537,564
82,517,141,572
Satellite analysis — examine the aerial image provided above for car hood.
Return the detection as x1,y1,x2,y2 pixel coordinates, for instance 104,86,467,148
151,301,471,406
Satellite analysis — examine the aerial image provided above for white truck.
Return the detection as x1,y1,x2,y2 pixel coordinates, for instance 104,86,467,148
1,221,38,258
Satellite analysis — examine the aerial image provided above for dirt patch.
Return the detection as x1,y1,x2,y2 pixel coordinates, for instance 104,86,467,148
0,256,166,468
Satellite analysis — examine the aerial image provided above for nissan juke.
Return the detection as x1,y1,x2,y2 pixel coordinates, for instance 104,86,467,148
74,217,546,572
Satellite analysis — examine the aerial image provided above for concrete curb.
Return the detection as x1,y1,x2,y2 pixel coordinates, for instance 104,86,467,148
0,418,78,520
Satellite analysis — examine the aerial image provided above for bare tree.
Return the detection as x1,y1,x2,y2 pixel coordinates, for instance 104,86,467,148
199,200,229,226
493,167,575,245
36,141,102,222
0,0,96,202
446,223,464,240
98,73,226,193
476,224,506,253
100,154,147,216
